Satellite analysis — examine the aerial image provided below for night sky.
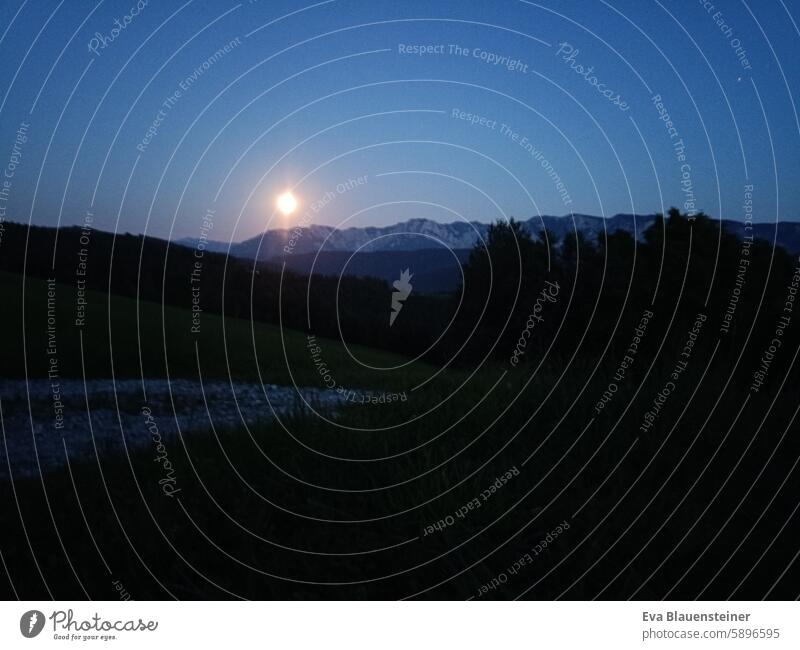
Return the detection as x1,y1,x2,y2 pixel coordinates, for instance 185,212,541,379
0,0,798,243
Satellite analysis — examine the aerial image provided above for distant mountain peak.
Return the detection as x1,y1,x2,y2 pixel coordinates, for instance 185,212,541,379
175,213,800,264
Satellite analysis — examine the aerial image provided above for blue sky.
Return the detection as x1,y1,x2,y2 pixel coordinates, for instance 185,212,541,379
0,0,798,242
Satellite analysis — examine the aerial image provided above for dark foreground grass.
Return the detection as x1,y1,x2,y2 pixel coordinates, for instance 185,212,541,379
2,355,798,600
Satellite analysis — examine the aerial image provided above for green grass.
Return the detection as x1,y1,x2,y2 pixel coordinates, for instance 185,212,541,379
0,364,579,599
3,263,798,600
0,271,434,388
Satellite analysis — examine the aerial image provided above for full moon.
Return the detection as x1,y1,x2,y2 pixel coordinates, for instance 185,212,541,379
276,191,298,215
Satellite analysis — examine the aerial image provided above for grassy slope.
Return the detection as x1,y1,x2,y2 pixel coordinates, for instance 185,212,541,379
0,271,432,389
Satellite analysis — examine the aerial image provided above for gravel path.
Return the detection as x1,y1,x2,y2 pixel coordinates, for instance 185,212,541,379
0,379,350,480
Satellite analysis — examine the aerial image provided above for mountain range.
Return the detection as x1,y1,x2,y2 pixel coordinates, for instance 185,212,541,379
176,214,800,293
